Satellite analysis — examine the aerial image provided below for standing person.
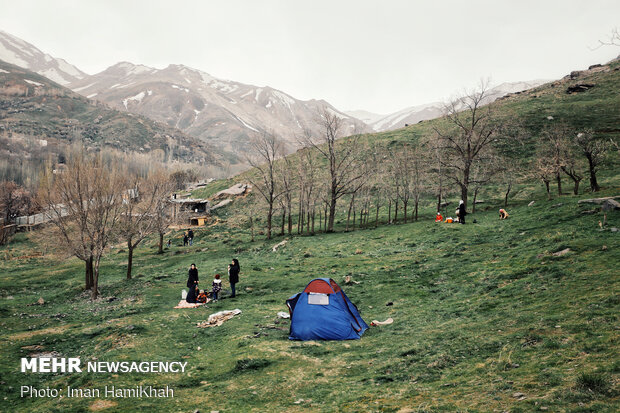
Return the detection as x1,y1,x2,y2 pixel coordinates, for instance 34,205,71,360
188,229,194,246
228,259,240,298
183,233,188,247
186,263,199,303
458,200,467,225
212,274,222,301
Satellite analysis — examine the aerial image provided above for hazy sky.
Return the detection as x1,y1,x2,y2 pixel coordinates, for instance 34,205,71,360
0,0,618,114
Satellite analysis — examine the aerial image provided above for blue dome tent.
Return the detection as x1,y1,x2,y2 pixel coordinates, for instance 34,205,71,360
286,278,368,340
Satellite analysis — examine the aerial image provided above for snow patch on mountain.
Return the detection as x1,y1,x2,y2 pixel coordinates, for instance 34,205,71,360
24,79,44,86
122,91,146,109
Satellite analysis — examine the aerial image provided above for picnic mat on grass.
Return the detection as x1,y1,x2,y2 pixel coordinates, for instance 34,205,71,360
174,300,208,309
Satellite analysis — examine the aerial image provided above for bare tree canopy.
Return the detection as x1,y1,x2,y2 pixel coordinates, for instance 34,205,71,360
38,150,126,299
300,109,366,232
246,132,285,239
432,80,510,208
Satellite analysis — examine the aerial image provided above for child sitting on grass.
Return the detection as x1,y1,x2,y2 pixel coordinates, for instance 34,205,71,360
196,290,209,303
212,274,222,301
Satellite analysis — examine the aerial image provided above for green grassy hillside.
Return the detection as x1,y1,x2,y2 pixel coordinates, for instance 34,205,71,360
1,185,618,412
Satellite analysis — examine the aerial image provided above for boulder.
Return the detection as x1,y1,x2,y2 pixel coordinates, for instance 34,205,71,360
578,196,620,205
567,83,595,94
528,201,535,207
552,248,571,257
213,183,252,200
569,70,582,79
601,199,620,211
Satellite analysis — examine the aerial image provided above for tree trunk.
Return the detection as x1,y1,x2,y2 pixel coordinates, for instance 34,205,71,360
403,201,408,224
280,209,285,236
461,164,470,209
250,215,255,242
311,210,315,235
85,256,93,290
126,238,134,280
415,199,419,221
91,258,101,300
287,209,292,235
387,199,392,224
587,155,600,192
307,210,310,234
543,179,551,200
375,203,380,228
573,179,580,195
504,182,512,207
327,194,337,232
324,204,329,232
158,232,164,254
472,188,479,214
267,203,273,239
437,193,442,213
556,173,562,196
360,204,364,227
394,199,399,224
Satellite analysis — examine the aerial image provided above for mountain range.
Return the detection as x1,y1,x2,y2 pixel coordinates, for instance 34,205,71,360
66,62,365,156
0,29,551,173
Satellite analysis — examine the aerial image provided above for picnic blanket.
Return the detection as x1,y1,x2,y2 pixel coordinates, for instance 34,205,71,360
174,300,206,309
197,309,242,328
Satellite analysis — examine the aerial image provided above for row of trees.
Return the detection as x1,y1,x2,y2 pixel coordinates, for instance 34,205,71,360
38,150,176,299
247,83,616,239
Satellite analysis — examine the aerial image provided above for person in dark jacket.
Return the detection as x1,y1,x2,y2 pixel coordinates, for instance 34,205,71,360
458,200,467,225
228,259,240,298
186,263,199,303
188,229,194,246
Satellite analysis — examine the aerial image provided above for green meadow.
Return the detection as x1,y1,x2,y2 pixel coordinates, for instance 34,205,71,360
1,179,618,412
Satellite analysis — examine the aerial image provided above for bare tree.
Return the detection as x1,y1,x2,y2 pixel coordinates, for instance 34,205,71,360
536,124,572,196
152,171,175,254
393,144,415,223
38,151,125,299
301,110,365,232
532,156,555,201
277,155,295,235
246,132,284,239
574,129,610,192
296,147,319,234
118,171,171,280
595,27,620,48
433,80,506,208
0,181,33,224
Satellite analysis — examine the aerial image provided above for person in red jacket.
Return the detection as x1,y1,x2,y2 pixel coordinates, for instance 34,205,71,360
435,212,443,222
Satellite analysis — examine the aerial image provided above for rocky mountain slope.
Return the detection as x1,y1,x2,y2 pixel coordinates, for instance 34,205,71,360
68,62,367,155
0,30,87,85
0,59,224,183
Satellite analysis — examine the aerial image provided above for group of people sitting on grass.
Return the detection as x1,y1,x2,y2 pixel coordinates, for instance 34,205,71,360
434,200,509,224
185,259,240,304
